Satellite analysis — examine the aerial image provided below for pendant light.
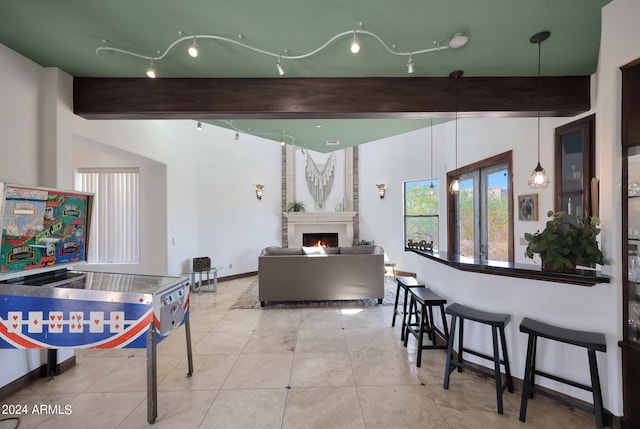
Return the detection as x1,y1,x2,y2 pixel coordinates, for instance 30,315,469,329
429,119,435,196
449,70,463,194
528,31,551,188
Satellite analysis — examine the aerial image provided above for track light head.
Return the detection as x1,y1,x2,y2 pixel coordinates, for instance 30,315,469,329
188,39,199,58
350,32,360,54
276,57,285,76
448,33,469,49
196,121,202,131
146,63,156,78
407,55,415,74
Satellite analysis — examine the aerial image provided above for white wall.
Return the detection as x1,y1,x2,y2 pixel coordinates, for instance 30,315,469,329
0,43,40,184
0,44,74,389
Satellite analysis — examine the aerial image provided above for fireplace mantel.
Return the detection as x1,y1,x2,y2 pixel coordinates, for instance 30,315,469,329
284,211,357,247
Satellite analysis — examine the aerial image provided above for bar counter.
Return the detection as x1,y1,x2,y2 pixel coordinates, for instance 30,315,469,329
407,248,610,287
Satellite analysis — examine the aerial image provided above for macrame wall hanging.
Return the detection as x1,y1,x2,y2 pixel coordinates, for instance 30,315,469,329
305,152,336,208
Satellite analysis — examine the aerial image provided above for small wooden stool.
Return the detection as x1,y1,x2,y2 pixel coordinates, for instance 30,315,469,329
403,287,449,367
519,317,607,429
391,276,425,341
443,303,514,414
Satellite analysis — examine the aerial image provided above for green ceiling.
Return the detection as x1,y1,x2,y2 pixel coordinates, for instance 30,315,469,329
0,0,611,152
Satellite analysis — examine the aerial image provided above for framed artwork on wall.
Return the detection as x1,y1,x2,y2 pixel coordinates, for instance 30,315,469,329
518,194,538,221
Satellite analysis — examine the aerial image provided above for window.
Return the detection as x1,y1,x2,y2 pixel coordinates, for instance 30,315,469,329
447,151,513,262
74,168,140,263
404,179,439,249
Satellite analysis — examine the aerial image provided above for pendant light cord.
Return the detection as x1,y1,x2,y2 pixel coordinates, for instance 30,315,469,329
455,110,458,169
455,74,459,170
537,39,541,165
430,118,434,178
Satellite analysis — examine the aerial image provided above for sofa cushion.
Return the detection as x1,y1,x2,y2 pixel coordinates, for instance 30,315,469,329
339,245,376,254
265,247,304,255
303,246,340,255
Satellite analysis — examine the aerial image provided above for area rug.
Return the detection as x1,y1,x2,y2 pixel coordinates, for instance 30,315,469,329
229,276,398,309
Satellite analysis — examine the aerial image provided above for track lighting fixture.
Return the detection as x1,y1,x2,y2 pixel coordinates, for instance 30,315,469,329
276,57,285,76
146,61,156,78
528,31,551,189
407,54,415,74
188,37,199,58
196,121,202,131
221,119,299,146
97,27,469,77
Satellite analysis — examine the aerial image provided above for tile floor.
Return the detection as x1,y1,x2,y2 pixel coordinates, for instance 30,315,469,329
1,276,599,428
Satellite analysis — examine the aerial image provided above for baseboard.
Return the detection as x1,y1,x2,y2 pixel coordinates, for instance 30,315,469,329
0,355,76,401
193,271,257,289
395,270,416,277
218,271,258,283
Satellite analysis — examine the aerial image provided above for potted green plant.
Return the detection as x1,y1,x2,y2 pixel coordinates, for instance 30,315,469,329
286,200,306,212
524,210,606,272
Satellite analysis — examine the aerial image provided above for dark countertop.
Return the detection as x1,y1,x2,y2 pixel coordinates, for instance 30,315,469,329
406,248,610,287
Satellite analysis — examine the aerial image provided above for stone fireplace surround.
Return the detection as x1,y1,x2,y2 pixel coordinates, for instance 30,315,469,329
284,211,357,248
281,145,360,247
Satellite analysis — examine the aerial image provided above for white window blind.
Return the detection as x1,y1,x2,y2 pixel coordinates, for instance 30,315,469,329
74,168,140,263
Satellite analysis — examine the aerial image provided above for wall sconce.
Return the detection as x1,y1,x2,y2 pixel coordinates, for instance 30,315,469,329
255,184,264,200
376,184,386,199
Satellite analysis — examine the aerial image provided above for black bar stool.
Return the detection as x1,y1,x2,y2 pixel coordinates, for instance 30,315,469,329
391,276,425,341
519,317,607,429
443,303,514,414
403,287,449,367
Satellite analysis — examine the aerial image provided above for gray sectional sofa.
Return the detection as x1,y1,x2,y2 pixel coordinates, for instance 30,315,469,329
258,245,385,306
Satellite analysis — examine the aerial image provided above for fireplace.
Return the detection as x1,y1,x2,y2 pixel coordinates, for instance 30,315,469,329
284,211,356,248
303,233,338,248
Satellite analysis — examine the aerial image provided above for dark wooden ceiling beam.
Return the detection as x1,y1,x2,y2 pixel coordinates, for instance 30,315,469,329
73,76,590,119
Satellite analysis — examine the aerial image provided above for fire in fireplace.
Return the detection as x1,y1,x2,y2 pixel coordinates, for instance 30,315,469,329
303,233,338,248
